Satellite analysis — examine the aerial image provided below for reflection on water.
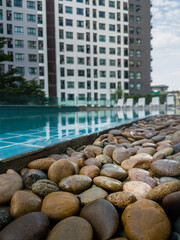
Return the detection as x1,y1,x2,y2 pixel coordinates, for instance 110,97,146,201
0,107,178,159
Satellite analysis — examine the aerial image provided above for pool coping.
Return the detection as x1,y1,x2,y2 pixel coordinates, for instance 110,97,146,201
0,115,177,174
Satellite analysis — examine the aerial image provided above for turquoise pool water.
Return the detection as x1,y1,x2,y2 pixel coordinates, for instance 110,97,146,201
0,107,176,160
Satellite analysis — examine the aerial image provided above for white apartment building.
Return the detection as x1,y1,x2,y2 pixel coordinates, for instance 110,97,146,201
0,0,151,105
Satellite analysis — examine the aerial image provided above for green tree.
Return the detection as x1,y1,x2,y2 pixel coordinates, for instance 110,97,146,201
112,88,123,101
0,37,45,100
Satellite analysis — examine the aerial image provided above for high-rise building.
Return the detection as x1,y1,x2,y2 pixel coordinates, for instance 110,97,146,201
0,0,152,105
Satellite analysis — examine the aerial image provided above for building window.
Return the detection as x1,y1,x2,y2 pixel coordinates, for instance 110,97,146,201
136,16,141,24
130,49,134,57
99,71,106,77
109,24,115,31
66,57,74,64
99,0,105,5
77,8,83,15
60,55,65,64
99,59,106,66
15,39,24,48
130,83,134,88
109,12,115,19
124,82,129,90
136,5,141,12
78,82,85,88
109,48,115,55
59,17,63,26
38,28,43,37
59,4,63,13
77,32,84,40
14,0,22,7
77,45,84,52
78,70,85,76
99,23,105,30
37,1,42,11
27,14,36,22
129,3,134,11
99,47,106,54
39,54,44,63
136,83,141,90
109,59,116,66
109,36,115,43
109,1,115,7
38,15,42,24
67,81,74,88
78,58,85,64
109,71,116,78
68,94,74,101
129,61,134,67
78,94,85,100
99,11,105,18
14,26,23,34
28,27,36,36
136,72,141,79
136,50,141,57
65,6,73,14
28,41,36,49
67,69,74,76
59,30,64,39
15,53,24,61
29,68,37,75
66,44,73,51
77,20,84,27
129,15,134,23
110,83,116,89
7,10,12,21
130,72,135,79
99,35,106,42
16,67,25,75
66,31,73,39
38,40,43,50
136,27,141,35
100,82,106,89
14,12,23,21
28,54,37,62
27,1,35,9
66,19,73,26
136,38,141,45
124,71,128,79
77,0,83,2
100,94,106,100
129,27,134,34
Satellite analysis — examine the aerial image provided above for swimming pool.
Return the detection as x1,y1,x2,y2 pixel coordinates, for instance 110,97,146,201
0,107,176,160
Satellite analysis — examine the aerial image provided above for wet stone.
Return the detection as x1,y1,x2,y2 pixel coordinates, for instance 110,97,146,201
171,131,180,145
28,157,55,171
152,135,165,143
84,158,102,168
153,147,174,158
47,216,93,240
79,165,100,179
59,175,92,194
93,176,123,192
160,177,180,184
137,147,156,156
0,212,50,240
84,145,103,158
109,129,122,136
112,148,131,165
80,199,119,240
107,191,137,209
22,169,47,190
173,143,180,154
78,184,108,205
96,154,113,164
103,145,117,158
0,207,12,231
32,179,60,198
151,160,180,177
100,166,128,181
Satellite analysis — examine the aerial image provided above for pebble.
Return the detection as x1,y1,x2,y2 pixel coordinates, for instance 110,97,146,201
84,145,103,158
112,148,131,165
41,192,80,221
93,176,123,192
142,142,157,148
106,191,137,209
48,159,75,184
0,207,12,231
161,191,180,218
123,181,152,200
96,154,113,164
122,199,171,240
146,181,180,202
151,135,165,142
32,179,60,198
173,143,180,154
28,157,55,171
160,177,180,184
84,158,102,168
137,147,156,156
153,147,174,158
171,131,180,145
80,199,119,240
79,165,100,179
0,171,23,204
100,166,128,180
10,190,42,218
103,145,117,158
22,169,47,189
128,168,151,180
0,212,50,240
121,157,151,171
151,160,180,177
47,216,93,240
59,175,92,194
78,185,108,205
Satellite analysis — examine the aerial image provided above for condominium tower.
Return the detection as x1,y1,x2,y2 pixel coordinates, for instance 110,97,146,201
0,0,151,105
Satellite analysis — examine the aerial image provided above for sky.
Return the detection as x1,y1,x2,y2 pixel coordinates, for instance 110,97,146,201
151,0,180,91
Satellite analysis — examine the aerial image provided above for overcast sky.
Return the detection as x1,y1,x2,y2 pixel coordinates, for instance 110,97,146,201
151,0,180,91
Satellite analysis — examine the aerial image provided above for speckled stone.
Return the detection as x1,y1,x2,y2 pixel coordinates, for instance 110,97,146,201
79,165,100,179
103,145,117,158
100,167,128,180
96,154,113,164
112,148,131,165
0,207,12,231
78,185,108,206
107,191,137,209
84,145,103,158
146,181,180,202
153,147,174,158
151,160,180,177
32,179,60,198
22,169,47,190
